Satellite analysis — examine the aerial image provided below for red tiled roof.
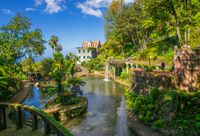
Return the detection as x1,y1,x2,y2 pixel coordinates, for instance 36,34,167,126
82,41,101,48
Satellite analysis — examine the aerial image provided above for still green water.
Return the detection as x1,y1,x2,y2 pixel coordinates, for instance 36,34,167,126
64,76,136,136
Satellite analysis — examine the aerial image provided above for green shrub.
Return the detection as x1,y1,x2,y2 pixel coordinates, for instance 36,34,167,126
152,119,166,131
0,77,22,100
195,114,200,129
44,86,57,98
81,58,103,71
120,70,131,80
54,95,79,105
125,89,200,134
144,66,154,72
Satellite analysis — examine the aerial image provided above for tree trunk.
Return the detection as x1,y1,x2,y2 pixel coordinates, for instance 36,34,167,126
128,30,140,50
143,31,148,49
184,31,187,45
166,0,182,46
176,19,182,46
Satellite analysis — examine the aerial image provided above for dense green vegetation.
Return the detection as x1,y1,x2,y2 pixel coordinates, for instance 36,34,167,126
46,39,85,95
99,0,200,65
0,14,46,100
38,36,86,106
119,70,132,80
100,2,200,134
125,88,200,135
54,94,80,105
0,14,84,136
0,14,85,104
81,0,200,77
81,58,103,71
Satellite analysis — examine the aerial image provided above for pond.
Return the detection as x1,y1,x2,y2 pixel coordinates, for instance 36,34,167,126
20,76,136,136
63,76,136,136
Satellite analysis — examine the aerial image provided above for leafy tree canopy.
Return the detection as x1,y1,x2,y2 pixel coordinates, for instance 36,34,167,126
0,14,46,66
102,0,200,62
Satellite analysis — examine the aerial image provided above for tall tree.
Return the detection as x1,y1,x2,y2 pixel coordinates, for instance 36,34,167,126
103,0,200,61
0,14,46,99
48,35,62,54
0,14,46,65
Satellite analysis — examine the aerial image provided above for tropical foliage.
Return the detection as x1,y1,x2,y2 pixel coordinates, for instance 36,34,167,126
125,88,200,135
81,58,103,71
101,0,200,62
0,14,46,99
49,35,62,53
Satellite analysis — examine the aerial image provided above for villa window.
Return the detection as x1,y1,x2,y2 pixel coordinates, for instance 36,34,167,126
83,56,86,59
83,50,85,53
79,50,81,53
87,56,90,59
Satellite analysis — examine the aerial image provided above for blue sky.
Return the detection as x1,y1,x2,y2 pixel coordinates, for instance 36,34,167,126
0,0,133,58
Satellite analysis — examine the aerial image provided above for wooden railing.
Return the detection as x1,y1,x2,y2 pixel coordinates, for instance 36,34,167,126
0,103,73,136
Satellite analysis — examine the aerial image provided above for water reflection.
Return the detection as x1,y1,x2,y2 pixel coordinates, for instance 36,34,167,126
8,86,46,124
22,86,45,108
64,76,136,136
21,87,46,119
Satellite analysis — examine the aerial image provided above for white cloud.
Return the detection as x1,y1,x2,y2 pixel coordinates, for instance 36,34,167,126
35,0,43,6
77,3,103,18
25,8,36,11
2,9,14,15
34,0,66,14
77,0,134,18
84,0,111,8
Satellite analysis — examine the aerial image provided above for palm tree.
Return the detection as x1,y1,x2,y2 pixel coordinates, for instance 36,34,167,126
65,53,78,77
50,53,65,93
48,35,62,54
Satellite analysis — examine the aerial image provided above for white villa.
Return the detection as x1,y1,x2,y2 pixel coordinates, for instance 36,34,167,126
76,41,101,64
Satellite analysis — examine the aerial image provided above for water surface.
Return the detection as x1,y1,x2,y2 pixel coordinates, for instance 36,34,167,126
64,76,136,136
19,76,136,136
22,86,46,108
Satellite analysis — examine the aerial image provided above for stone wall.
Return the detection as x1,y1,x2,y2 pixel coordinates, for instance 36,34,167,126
132,69,174,94
45,97,88,122
132,48,200,92
174,48,200,91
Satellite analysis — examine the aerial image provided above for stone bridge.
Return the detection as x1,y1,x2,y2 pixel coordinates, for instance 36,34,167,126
105,58,162,80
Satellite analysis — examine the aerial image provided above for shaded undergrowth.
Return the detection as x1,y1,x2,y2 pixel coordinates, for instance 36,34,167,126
125,88,200,135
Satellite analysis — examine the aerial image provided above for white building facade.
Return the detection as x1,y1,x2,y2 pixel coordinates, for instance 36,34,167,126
77,41,101,64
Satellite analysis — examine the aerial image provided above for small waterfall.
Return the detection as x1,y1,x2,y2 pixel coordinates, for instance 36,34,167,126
116,97,129,136
104,63,110,81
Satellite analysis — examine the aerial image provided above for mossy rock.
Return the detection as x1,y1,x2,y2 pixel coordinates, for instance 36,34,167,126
46,97,88,122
